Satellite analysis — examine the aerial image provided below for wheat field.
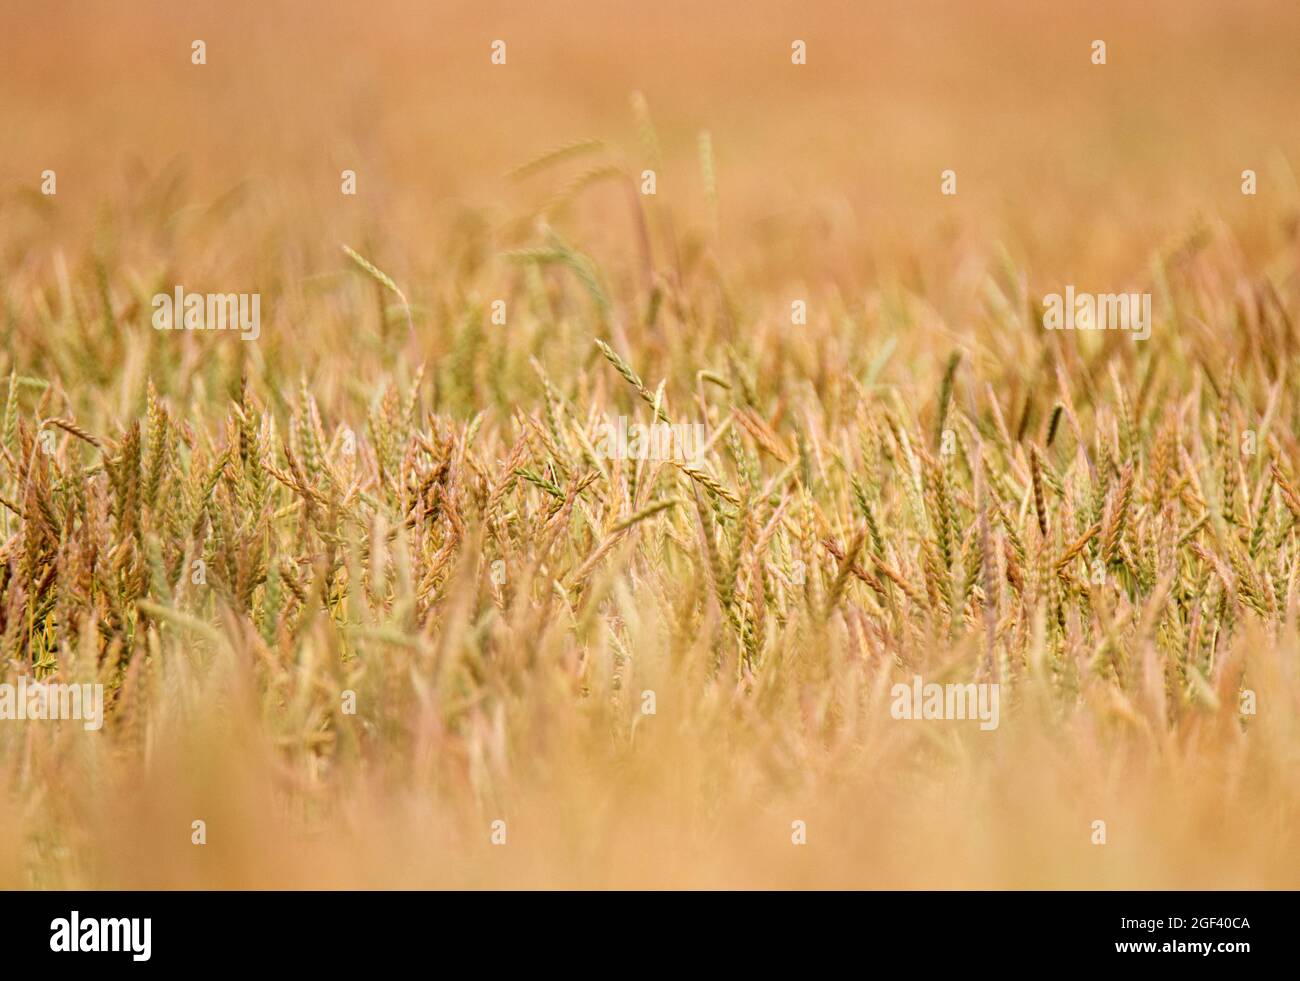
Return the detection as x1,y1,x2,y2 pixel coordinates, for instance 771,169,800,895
1,0,1299,889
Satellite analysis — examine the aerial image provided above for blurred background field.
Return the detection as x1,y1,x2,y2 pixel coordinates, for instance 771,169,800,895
2,1,1298,427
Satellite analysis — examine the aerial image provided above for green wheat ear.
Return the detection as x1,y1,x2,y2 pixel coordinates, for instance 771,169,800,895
698,130,718,231
594,338,671,424
2,370,17,453
506,138,605,180
341,243,413,336
630,91,662,172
